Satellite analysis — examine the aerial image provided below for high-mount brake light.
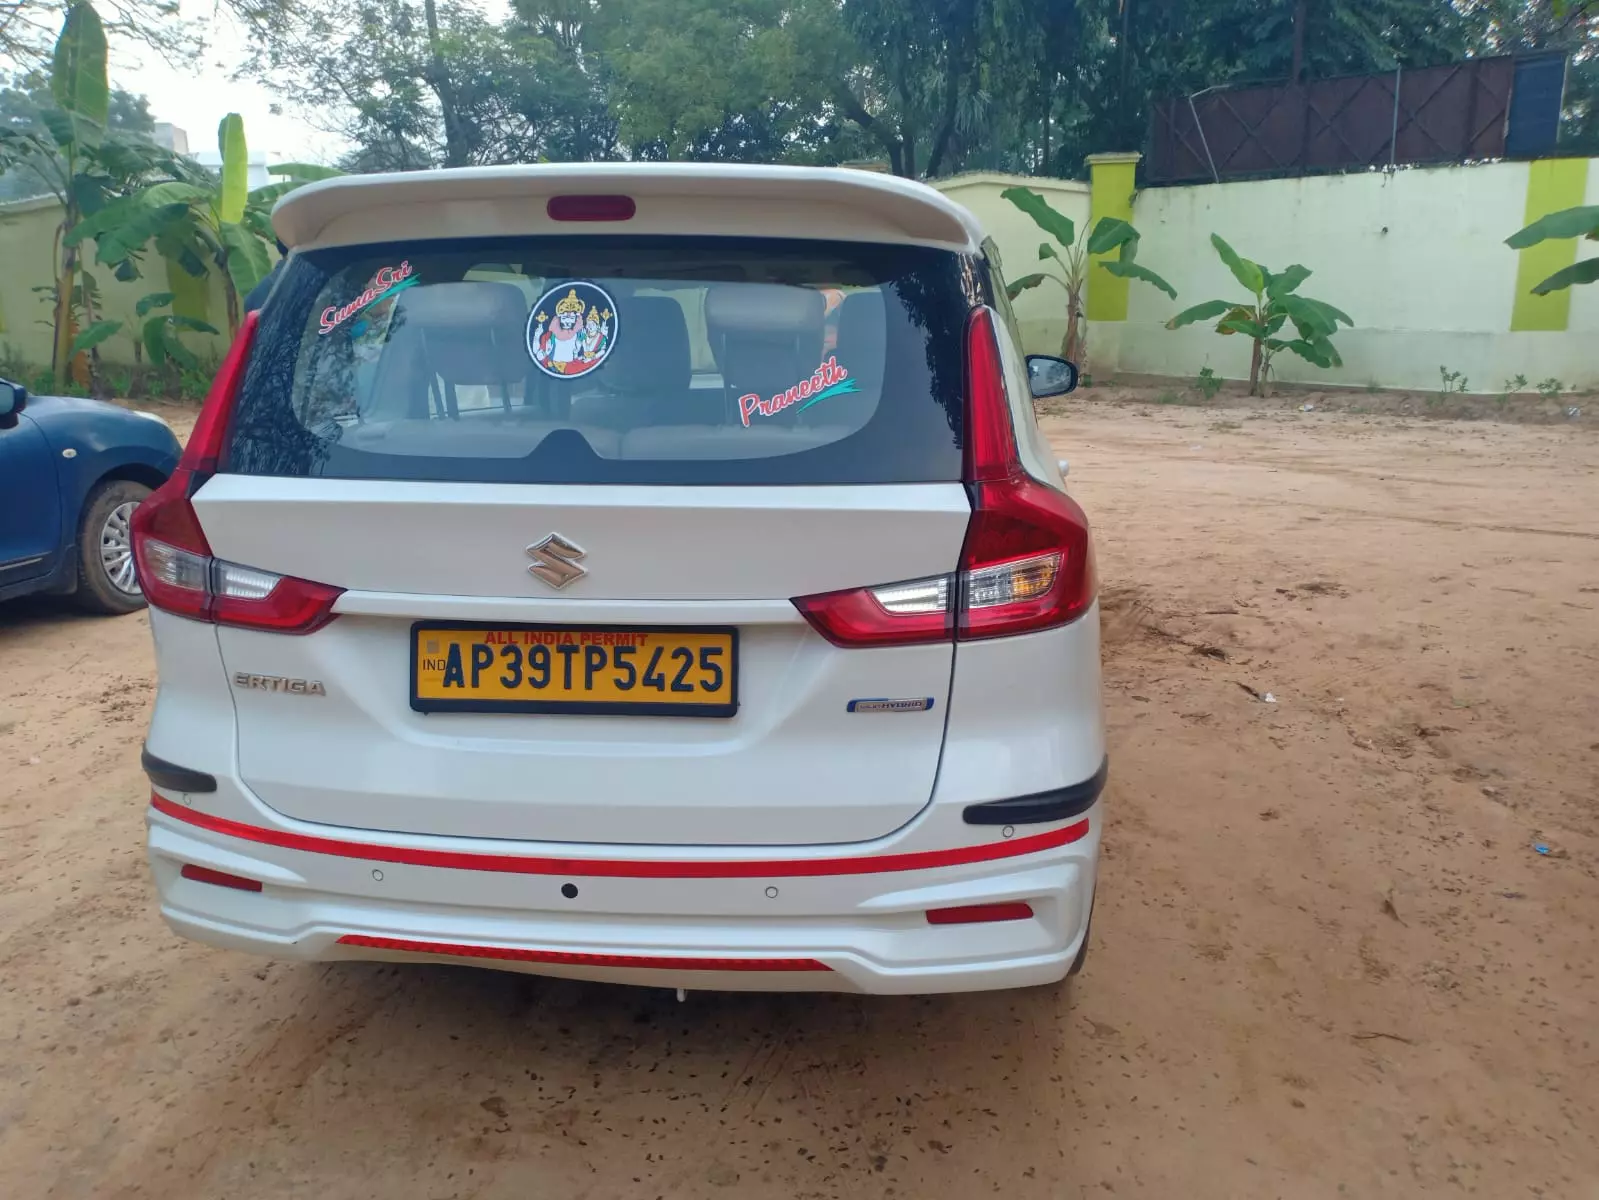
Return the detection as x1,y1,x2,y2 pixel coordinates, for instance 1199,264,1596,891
546,194,637,222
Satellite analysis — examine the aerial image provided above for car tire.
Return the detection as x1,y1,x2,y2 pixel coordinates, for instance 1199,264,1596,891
74,479,151,615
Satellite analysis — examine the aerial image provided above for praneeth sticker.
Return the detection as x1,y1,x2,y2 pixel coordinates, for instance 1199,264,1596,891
528,281,617,378
738,356,859,427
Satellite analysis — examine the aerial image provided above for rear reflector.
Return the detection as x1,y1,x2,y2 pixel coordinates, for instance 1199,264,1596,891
925,901,1034,925
546,194,636,222
336,934,831,972
180,864,263,892
793,306,1095,647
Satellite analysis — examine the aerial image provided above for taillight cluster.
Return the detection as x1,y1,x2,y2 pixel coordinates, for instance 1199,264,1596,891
794,308,1095,647
131,312,345,636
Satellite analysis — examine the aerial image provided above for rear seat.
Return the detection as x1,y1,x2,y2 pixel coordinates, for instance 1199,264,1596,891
376,281,529,419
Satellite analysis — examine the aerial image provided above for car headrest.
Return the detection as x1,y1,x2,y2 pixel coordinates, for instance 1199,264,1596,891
705,285,825,405
833,291,887,383
602,295,691,394
703,284,825,335
392,281,529,385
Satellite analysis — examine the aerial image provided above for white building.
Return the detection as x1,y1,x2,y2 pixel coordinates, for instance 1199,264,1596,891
158,124,280,190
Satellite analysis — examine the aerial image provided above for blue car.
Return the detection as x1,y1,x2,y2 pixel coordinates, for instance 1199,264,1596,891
0,378,181,614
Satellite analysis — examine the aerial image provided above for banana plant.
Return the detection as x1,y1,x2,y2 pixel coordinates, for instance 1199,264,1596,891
1,5,121,386
1505,206,1599,294
1166,235,1352,396
1000,185,1176,367
65,117,334,335
67,290,219,372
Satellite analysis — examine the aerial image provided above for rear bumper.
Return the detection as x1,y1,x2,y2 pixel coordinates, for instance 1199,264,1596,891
146,795,1101,994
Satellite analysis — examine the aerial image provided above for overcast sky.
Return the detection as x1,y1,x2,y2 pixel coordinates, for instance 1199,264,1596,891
107,0,520,167
113,2,346,165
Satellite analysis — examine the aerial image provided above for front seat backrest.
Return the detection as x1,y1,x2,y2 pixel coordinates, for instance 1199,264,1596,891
384,280,529,417
704,284,825,421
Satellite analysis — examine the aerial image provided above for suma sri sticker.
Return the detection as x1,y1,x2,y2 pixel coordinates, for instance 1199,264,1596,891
319,260,416,337
527,282,617,378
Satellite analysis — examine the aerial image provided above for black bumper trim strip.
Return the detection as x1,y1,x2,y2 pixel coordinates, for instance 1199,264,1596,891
961,757,1108,826
141,746,217,794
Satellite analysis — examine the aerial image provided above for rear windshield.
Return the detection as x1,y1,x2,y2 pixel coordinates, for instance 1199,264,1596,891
225,235,975,485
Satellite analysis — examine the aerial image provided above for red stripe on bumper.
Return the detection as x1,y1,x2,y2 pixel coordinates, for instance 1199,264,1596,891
149,793,1089,879
337,934,831,972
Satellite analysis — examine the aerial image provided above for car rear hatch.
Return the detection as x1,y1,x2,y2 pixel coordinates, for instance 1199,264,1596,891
189,224,977,846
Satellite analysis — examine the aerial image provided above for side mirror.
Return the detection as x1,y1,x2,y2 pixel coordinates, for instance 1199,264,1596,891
0,379,25,426
1026,355,1078,399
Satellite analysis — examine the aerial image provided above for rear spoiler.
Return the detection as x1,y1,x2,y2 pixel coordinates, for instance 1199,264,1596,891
272,163,983,256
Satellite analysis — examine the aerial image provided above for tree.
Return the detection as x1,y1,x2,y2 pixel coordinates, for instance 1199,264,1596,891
0,3,206,386
1467,0,1599,155
236,0,1544,183
1061,0,1481,164
593,0,1034,177
1166,234,1352,396
66,114,325,335
0,69,155,199
594,0,837,163
832,0,997,178
244,0,617,173
503,0,617,163
2,0,308,71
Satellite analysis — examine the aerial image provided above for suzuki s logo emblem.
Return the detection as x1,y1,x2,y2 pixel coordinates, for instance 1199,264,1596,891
526,533,587,589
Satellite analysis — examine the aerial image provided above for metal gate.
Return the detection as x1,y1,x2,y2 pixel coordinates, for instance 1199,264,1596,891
1146,54,1558,185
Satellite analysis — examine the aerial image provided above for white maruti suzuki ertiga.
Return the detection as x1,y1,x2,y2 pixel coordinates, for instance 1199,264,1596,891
135,163,1106,994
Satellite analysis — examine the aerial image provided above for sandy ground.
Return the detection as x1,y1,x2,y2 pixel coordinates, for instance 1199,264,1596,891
2,398,1596,1199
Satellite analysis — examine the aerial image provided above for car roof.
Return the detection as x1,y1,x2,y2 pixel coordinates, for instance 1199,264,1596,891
272,163,984,256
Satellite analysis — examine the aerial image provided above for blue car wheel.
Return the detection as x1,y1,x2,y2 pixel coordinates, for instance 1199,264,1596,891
74,479,150,615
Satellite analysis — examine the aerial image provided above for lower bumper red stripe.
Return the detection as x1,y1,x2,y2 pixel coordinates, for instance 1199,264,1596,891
337,934,831,972
149,793,1090,879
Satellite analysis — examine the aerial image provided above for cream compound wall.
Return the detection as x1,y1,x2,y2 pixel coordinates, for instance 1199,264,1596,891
7,160,1595,392
933,171,1090,356
939,158,1599,393
1121,160,1599,393
0,195,234,371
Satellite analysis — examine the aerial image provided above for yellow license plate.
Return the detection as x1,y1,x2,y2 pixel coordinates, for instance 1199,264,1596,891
410,624,738,717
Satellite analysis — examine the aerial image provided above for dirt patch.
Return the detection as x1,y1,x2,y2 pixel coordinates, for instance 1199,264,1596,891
1051,378,1595,425
1,401,1596,1198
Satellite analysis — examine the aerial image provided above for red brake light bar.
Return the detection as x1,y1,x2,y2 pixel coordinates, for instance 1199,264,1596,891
547,194,637,222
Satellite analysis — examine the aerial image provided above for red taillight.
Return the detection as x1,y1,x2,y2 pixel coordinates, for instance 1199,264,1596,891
208,562,345,634
791,575,952,648
180,864,263,892
926,901,1035,925
132,313,344,635
793,307,1095,646
959,476,1094,640
962,306,1017,482
546,194,636,222
181,310,259,476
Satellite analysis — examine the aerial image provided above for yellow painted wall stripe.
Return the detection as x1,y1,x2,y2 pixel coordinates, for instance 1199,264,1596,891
1510,158,1588,332
1085,153,1140,323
